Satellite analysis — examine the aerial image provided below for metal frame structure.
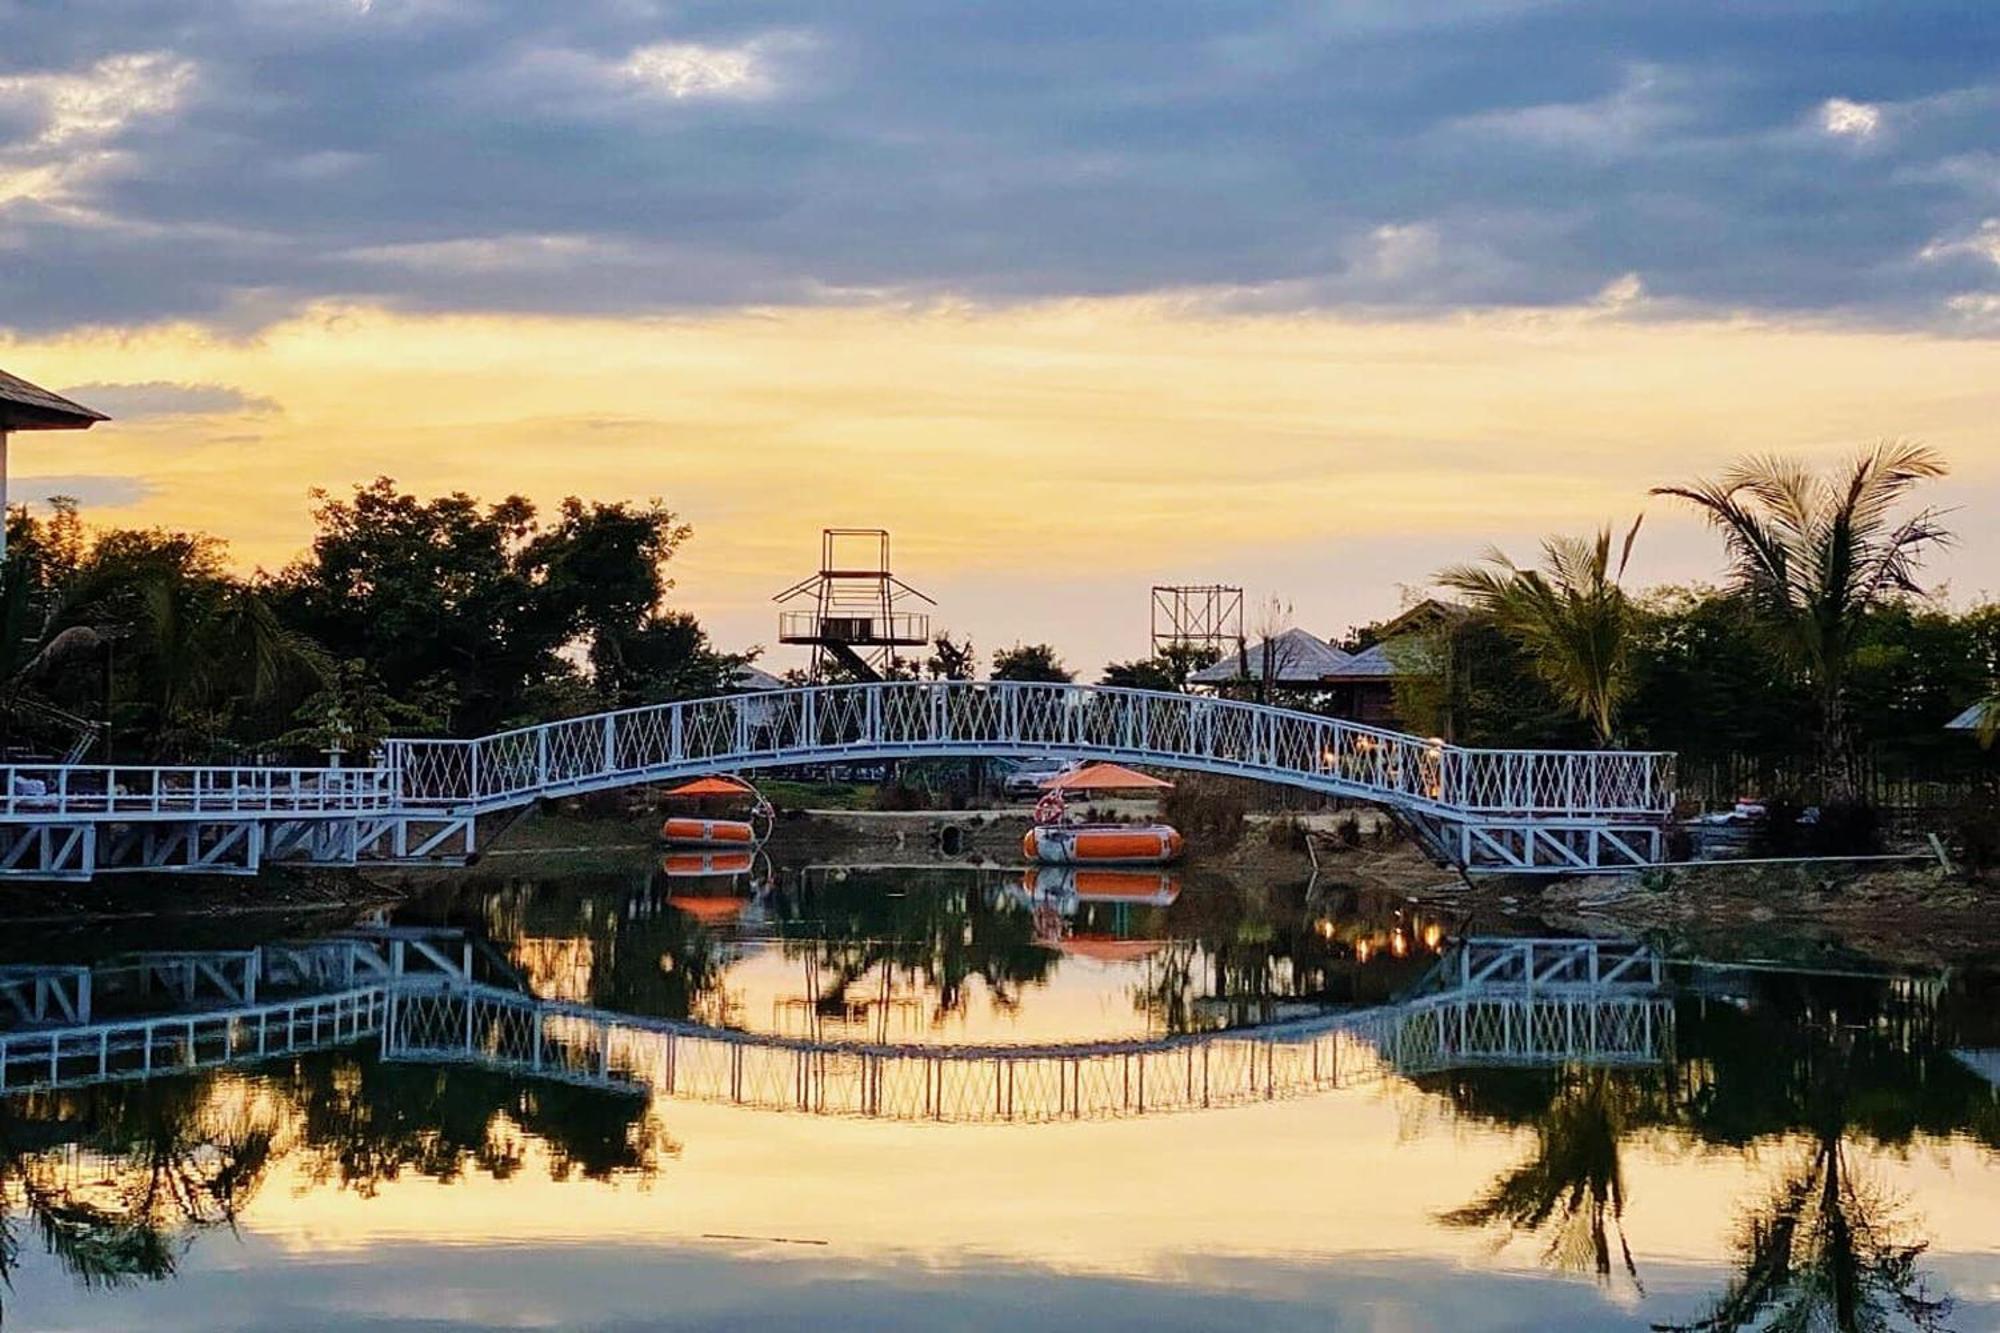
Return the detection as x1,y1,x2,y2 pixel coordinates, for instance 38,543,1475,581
2,938,1672,1124
0,683,1675,880
1151,584,1244,658
773,528,935,681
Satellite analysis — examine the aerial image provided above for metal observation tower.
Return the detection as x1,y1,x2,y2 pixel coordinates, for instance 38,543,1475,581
772,528,934,681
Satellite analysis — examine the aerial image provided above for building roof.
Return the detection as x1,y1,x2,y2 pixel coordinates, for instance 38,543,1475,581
1946,701,1992,731
732,664,786,691
1187,628,1355,685
1332,641,1403,680
0,369,109,431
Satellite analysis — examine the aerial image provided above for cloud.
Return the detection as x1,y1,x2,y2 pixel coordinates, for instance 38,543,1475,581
58,380,280,418
12,474,156,509
1450,64,1691,157
620,41,776,101
1919,218,2000,269
1818,97,1882,140
0,5,1998,331
0,52,195,208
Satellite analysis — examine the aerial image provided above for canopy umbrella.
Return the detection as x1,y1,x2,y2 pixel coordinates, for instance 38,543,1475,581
1040,763,1174,792
664,775,755,798
666,894,749,921
1057,937,1165,962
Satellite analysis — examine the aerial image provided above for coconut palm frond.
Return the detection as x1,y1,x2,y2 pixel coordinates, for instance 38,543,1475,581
1655,445,1951,802
1651,480,1798,613
1438,519,1642,746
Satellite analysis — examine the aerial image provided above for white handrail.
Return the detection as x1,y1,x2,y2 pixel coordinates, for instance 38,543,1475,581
382,681,1674,821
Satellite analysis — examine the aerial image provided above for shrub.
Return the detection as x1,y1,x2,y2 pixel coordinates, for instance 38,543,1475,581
871,782,927,812
1264,814,1310,852
1334,812,1363,849
1160,775,1249,850
1949,787,2000,875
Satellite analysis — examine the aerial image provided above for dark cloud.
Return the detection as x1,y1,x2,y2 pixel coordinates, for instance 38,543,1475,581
0,0,1996,331
12,473,156,509
58,380,279,417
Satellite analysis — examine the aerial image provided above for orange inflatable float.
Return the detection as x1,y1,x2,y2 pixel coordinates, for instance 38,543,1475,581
1022,823,1183,865
660,816,756,847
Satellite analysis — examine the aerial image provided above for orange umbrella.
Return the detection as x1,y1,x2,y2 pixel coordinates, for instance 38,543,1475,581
666,895,749,921
664,775,754,798
1040,762,1174,792
1057,936,1166,962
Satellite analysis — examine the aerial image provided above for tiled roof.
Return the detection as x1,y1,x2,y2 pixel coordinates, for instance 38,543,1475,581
1188,628,1354,684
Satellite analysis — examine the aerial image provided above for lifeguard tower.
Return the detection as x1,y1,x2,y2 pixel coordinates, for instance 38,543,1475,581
773,528,933,681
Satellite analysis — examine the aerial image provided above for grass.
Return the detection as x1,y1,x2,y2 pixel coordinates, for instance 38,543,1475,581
756,779,881,811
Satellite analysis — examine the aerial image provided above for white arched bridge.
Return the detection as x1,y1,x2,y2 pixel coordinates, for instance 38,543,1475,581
0,681,1674,881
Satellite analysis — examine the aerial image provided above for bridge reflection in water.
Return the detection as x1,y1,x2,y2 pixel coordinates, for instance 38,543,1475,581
4,935,1670,1125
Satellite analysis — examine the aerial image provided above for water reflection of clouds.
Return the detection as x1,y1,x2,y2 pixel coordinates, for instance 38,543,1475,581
6,1234,1739,1332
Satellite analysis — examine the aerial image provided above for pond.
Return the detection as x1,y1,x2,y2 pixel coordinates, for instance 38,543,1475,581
1,858,1996,1331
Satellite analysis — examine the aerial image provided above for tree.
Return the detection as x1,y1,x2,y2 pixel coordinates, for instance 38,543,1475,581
1101,643,1219,692
1099,656,1180,691
278,658,453,763
270,479,725,733
13,521,320,760
1654,443,1951,801
991,643,1073,682
925,632,978,681
1436,518,1644,746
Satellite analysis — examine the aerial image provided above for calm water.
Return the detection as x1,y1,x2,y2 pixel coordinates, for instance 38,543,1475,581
2,858,1997,1331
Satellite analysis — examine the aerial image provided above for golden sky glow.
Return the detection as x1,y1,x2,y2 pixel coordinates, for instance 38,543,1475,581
246,1092,2000,1287
7,298,1998,673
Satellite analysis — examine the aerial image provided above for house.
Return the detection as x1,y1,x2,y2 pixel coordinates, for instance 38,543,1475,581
1184,600,1461,728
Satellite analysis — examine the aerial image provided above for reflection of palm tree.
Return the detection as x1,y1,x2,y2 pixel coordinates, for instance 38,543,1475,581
1441,1071,1642,1288
0,1079,277,1316
1654,1036,1952,1333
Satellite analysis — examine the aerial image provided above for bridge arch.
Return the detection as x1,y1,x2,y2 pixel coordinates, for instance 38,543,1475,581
386,680,1673,873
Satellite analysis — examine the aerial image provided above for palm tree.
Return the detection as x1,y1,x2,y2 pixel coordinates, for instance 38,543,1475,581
1653,443,1950,802
1436,518,1643,745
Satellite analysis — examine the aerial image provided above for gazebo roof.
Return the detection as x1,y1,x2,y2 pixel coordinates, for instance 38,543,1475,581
0,369,109,432
1187,628,1355,685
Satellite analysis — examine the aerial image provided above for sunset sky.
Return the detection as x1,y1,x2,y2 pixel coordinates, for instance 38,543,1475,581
3,1,1997,673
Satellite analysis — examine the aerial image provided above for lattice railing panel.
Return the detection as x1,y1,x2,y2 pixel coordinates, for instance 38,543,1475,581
382,684,1673,831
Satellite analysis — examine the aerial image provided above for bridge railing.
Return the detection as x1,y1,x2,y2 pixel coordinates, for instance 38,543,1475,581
1,764,397,821
383,681,1673,820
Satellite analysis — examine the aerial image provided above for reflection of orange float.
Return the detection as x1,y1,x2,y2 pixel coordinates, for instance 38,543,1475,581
1022,824,1183,865
1020,866,1181,906
660,816,756,847
661,849,755,877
